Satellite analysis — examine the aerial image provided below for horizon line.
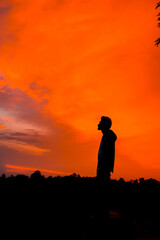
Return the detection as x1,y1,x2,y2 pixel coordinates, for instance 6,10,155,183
5,164,72,176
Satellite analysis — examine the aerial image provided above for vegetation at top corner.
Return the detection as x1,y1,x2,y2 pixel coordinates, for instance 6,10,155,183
155,2,160,46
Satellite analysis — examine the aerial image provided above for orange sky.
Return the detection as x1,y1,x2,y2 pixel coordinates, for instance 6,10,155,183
0,0,160,180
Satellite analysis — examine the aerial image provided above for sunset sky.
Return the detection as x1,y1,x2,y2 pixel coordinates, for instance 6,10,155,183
0,0,160,180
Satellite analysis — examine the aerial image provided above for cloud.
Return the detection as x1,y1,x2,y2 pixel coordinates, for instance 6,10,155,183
0,139,50,155
0,84,51,131
0,5,12,15
0,85,53,168
0,84,98,176
0,129,49,149
0,2,15,46
0,125,8,130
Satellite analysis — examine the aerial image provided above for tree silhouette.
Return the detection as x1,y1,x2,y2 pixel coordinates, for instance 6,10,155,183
155,2,160,46
30,170,44,182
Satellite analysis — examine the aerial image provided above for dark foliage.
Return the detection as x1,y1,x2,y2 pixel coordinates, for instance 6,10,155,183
155,2,160,46
0,172,160,240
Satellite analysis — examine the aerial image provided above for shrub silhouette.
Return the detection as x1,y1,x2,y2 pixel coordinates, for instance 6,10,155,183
30,170,44,182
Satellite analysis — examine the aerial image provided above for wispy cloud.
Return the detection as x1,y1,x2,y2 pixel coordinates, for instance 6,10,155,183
0,139,50,155
0,125,8,130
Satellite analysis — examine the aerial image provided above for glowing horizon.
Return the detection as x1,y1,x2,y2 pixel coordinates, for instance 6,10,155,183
5,164,71,176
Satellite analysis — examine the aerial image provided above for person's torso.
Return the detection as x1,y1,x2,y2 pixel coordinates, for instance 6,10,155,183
98,130,117,170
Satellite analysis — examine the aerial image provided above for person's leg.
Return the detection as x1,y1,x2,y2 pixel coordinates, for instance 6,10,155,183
105,171,111,182
97,168,105,181
97,169,111,183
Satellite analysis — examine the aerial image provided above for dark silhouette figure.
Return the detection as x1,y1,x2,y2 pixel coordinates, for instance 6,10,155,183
97,116,117,182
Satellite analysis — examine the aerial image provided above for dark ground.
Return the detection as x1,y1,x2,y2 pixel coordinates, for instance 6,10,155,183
1,173,160,239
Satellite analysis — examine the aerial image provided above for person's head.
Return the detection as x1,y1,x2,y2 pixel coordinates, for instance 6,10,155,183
98,116,112,131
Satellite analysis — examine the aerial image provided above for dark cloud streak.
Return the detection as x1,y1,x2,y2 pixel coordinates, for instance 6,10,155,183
0,5,12,15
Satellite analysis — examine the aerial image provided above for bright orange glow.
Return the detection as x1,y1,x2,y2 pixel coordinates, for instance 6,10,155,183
0,0,160,180
6,165,71,176
0,125,8,130
1,118,18,123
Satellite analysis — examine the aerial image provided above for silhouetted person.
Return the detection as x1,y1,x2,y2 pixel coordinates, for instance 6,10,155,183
97,116,117,182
